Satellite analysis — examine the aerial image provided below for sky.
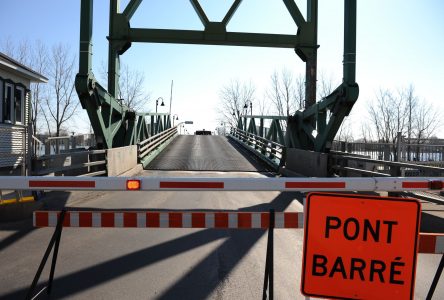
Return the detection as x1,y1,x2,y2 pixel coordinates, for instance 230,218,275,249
1,0,443,137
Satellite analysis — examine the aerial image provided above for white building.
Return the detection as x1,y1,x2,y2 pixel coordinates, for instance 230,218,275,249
0,52,48,175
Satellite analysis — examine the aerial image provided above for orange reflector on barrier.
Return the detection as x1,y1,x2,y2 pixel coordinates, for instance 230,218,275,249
126,179,141,190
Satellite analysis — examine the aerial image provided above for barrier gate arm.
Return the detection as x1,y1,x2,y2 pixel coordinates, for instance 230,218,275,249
33,210,444,255
0,176,443,192
29,210,444,300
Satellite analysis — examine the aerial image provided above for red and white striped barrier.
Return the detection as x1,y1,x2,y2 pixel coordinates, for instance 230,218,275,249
33,211,304,229
418,233,444,254
33,211,443,254
1,176,443,192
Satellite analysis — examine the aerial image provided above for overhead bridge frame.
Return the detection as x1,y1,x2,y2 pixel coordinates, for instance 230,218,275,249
75,0,358,154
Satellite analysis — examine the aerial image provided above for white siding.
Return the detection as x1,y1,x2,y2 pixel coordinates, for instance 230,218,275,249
0,124,26,168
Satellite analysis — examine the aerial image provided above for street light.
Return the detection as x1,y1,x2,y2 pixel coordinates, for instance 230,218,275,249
155,97,165,113
172,114,179,126
243,100,253,116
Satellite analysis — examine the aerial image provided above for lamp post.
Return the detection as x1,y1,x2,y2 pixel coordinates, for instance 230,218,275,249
172,114,179,126
155,97,165,113
243,100,253,116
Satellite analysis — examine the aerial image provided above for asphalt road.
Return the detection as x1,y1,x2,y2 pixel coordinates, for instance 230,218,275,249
1,136,443,299
147,136,273,172
0,170,443,299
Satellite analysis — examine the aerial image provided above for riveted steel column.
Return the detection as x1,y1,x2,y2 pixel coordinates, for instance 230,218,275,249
305,0,318,109
108,0,120,98
79,0,93,76
343,0,357,84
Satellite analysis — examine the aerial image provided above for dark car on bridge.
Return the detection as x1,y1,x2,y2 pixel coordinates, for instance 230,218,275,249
195,130,211,135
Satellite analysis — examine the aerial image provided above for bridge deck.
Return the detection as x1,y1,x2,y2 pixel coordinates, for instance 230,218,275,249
147,135,273,172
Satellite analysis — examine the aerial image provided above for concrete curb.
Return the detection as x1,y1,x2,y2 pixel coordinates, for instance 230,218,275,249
118,164,144,177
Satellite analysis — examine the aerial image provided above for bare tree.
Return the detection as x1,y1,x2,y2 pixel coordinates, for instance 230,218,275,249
0,36,15,57
366,84,441,161
402,85,417,144
218,79,255,127
41,43,79,151
357,122,374,143
0,39,49,143
29,41,49,136
99,61,151,111
0,37,32,66
267,69,297,117
294,74,305,110
335,117,354,142
256,96,270,116
317,72,335,99
367,88,408,144
413,100,441,142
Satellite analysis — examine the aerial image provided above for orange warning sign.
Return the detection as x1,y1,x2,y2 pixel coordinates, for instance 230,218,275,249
301,193,421,300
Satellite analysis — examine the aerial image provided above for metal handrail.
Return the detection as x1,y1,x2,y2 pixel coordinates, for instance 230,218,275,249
229,128,284,169
32,149,107,176
329,151,444,177
138,126,178,159
231,128,284,149
34,150,106,161
330,151,444,173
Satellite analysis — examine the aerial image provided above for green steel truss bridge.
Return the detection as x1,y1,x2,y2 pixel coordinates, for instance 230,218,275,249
75,0,358,169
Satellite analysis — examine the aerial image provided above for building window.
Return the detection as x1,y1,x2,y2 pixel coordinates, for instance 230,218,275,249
15,86,24,124
4,82,13,123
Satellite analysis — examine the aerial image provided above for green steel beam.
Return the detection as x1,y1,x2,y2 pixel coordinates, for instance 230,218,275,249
222,0,243,26
343,0,357,84
190,0,210,27
128,28,298,48
76,0,359,159
304,0,318,110
78,0,93,77
123,0,143,20
108,0,120,98
240,115,287,120
282,0,306,27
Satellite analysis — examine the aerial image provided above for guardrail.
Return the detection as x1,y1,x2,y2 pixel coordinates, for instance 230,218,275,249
1,176,442,192
32,150,107,177
137,125,178,167
332,140,444,166
329,151,444,177
229,127,284,169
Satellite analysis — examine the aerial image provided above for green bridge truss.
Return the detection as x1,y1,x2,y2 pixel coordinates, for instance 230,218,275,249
75,0,358,153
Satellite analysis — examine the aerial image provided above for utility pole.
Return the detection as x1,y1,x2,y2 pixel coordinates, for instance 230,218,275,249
169,80,173,115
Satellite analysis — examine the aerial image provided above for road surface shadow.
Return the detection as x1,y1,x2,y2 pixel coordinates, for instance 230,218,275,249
420,211,444,233
0,192,301,300
0,191,71,253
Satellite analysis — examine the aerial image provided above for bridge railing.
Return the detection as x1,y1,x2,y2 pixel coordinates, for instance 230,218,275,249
32,150,107,177
229,127,284,170
137,125,178,167
332,140,444,166
329,151,444,177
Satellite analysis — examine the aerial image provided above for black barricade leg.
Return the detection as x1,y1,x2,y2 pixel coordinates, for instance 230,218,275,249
426,254,444,300
25,210,66,300
47,212,65,294
262,209,274,300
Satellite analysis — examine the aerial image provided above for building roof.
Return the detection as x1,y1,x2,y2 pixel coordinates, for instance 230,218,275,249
0,52,48,83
